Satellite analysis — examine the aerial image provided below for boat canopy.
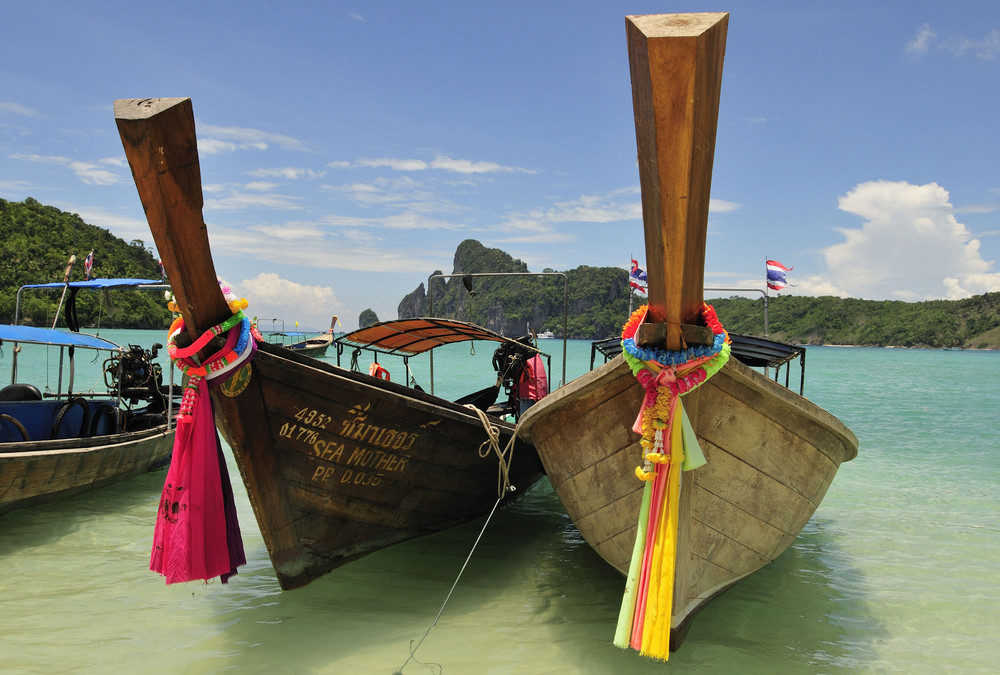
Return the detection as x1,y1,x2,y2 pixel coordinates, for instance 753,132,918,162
19,278,167,290
336,318,540,356
0,324,122,351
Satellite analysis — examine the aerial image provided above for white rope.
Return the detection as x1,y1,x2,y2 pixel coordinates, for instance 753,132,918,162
463,403,516,498
393,494,504,675
392,407,523,674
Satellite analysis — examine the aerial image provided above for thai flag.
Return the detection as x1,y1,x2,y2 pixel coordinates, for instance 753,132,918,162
630,259,647,283
84,251,94,280
766,259,792,291
630,259,647,293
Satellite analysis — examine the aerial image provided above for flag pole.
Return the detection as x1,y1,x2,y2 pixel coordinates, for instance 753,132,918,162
52,254,76,329
764,258,769,336
628,254,634,315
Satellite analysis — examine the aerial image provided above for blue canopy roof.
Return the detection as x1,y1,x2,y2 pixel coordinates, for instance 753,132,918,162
20,278,166,290
0,324,122,351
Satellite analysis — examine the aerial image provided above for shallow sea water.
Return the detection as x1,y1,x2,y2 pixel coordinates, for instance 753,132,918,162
1,332,998,673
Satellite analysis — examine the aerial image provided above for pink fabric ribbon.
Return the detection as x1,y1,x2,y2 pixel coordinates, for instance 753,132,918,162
150,321,250,584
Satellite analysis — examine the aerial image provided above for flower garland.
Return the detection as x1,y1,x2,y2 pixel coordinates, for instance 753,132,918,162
151,281,251,586
165,283,262,419
620,304,730,480
614,303,731,660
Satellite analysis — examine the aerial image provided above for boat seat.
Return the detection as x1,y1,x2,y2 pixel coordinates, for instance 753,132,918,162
0,383,43,401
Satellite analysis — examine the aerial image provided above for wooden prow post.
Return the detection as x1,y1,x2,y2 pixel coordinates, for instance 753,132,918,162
115,97,305,577
627,13,728,351
114,97,231,341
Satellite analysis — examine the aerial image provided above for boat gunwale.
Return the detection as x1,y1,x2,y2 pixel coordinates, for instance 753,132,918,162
519,355,858,463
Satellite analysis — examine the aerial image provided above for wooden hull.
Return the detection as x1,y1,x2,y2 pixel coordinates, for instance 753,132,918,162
213,341,544,590
283,332,333,358
113,97,544,590
0,426,174,515
517,355,858,645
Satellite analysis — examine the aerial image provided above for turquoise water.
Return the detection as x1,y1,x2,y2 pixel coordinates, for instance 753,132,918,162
1,332,998,673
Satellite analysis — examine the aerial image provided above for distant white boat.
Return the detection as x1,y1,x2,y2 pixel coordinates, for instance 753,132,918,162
536,330,556,339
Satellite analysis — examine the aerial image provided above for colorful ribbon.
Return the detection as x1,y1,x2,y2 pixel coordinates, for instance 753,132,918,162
151,304,255,585
613,304,730,660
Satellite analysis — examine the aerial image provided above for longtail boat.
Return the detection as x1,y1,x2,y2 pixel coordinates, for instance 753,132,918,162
517,13,858,654
114,97,544,589
1,279,176,515
264,316,338,358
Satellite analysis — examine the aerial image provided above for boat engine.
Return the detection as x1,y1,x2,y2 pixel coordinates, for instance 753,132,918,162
104,343,166,410
491,336,537,419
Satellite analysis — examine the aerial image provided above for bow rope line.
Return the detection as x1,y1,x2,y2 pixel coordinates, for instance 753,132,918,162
391,492,503,675
464,403,516,498
392,407,523,674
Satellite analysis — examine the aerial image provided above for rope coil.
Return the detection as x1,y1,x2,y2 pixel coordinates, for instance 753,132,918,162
463,404,515,498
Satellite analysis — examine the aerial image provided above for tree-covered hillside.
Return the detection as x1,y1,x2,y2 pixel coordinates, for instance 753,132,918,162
5,198,998,349
0,198,171,328
709,293,1000,349
398,239,632,338
397,239,1000,349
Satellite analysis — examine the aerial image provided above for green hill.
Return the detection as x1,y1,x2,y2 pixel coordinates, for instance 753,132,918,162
709,293,1000,350
5,199,998,349
397,239,631,339
398,239,1000,349
0,197,171,328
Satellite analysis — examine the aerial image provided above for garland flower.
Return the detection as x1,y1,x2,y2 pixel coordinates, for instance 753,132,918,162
151,280,252,587
165,281,261,419
620,304,730,479
614,303,730,661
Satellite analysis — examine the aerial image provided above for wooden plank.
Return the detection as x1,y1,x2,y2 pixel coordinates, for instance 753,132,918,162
626,13,728,350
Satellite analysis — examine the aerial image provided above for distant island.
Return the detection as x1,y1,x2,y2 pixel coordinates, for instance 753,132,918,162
4,198,997,349
395,239,1000,350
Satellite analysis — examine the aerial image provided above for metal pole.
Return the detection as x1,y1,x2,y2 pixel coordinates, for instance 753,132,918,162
52,255,76,328
704,287,768,337
428,271,569,388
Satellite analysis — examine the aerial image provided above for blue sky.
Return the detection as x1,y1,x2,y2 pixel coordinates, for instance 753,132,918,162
2,1,998,331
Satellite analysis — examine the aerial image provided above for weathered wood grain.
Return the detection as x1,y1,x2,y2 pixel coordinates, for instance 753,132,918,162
116,98,543,589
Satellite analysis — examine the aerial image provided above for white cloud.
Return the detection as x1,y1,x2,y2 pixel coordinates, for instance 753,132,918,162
905,24,1000,60
943,28,1000,60
357,158,429,171
233,272,341,330
380,212,460,231
354,155,534,174
710,198,741,213
0,102,38,117
11,153,122,186
54,204,152,243
429,155,533,175
198,124,309,154
205,189,301,210
824,180,1000,299
905,23,937,58
323,175,464,214
497,188,641,239
207,222,444,275
248,167,326,180
245,181,279,192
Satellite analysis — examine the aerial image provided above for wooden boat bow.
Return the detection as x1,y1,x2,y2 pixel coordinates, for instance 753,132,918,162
116,97,304,577
627,13,728,350
115,98,231,341
116,98,545,589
